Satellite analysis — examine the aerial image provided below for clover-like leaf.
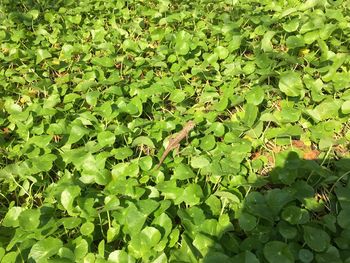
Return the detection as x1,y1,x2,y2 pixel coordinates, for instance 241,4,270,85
91,57,115,68
36,49,52,64
303,225,330,252
29,237,63,262
232,251,259,263
81,222,95,236
214,46,229,59
108,250,135,263
175,31,191,55
97,131,115,147
245,87,265,105
18,209,41,231
341,100,350,114
191,156,210,169
298,249,314,263
200,135,216,151
238,212,257,231
61,186,81,215
173,164,196,180
279,71,304,97
243,103,258,127
112,147,133,160
286,35,305,48
67,124,90,145
169,90,186,103
337,208,350,229
181,184,203,206
263,241,294,263
2,207,24,227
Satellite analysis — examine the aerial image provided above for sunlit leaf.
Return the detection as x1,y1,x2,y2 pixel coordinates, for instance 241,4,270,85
279,71,304,97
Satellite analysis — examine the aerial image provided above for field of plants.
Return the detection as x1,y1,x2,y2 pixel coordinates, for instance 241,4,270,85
1,0,350,262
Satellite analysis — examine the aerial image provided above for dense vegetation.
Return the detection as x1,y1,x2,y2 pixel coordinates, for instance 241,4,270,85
1,0,350,262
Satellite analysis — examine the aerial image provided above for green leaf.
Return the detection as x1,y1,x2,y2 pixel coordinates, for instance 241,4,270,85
243,103,258,127
298,249,314,263
138,156,153,171
0,248,4,260
123,204,147,235
61,217,82,229
157,181,184,202
200,135,216,151
192,233,215,255
238,212,257,231
169,90,186,103
81,222,95,236
337,208,350,229
266,189,294,215
97,131,115,147
190,156,210,169
27,9,39,20
203,53,218,65
132,136,155,148
61,186,81,215
69,14,82,24
4,99,22,114
43,94,60,108
98,240,105,257
140,226,161,247
168,228,180,248
228,35,241,51
74,238,89,260
205,195,222,216
175,41,190,55
215,191,240,204
303,225,330,252
91,57,115,67
274,105,301,123
181,184,203,206
108,250,135,263
122,39,140,52
244,192,274,222
282,206,310,225
2,207,24,227
173,164,196,180
2,2,350,261
214,46,229,59
86,91,100,106
279,71,304,97
315,246,341,263
112,147,133,160
304,31,319,44
232,251,259,263
263,241,294,263
286,35,305,48
36,49,52,64
67,124,90,145
341,100,350,114
29,237,63,262
60,44,74,60
245,87,265,105
18,209,41,231
261,31,275,52
30,154,57,172
175,31,191,55
306,99,342,122
152,213,172,238
335,186,350,210
278,221,297,239
29,135,53,148
283,19,299,32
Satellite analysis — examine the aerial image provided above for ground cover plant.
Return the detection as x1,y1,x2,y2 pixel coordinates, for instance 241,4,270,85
1,0,350,262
